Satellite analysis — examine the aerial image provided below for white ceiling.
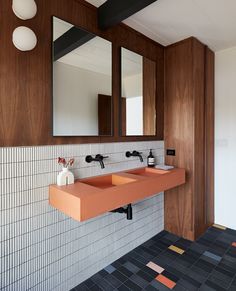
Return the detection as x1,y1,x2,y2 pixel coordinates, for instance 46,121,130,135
53,17,112,76
53,17,142,77
85,0,236,52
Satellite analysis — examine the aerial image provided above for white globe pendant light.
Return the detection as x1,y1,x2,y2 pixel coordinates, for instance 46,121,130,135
12,26,37,51
12,0,37,20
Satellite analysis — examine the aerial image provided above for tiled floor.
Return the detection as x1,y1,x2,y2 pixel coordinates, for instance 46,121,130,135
71,225,236,291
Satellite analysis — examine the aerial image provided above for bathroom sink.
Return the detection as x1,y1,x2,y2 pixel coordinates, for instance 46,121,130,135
126,167,167,177
49,167,185,222
81,174,137,189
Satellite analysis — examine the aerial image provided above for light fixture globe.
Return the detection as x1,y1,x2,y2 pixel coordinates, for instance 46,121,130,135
12,0,37,20
12,26,37,51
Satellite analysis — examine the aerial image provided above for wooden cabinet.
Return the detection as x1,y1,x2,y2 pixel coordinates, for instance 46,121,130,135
164,37,214,240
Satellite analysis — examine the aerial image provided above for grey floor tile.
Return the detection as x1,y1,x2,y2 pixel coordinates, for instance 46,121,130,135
71,227,236,291
130,274,149,288
123,261,140,273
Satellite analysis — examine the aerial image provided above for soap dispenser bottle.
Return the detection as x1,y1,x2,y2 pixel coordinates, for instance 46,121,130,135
147,149,155,167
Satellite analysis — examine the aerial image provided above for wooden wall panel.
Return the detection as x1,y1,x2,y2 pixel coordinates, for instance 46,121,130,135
0,0,164,146
192,39,207,238
205,48,215,227
164,38,215,240
164,39,194,239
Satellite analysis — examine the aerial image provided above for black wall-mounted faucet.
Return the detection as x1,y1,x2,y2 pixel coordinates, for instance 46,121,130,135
85,154,108,169
126,151,143,163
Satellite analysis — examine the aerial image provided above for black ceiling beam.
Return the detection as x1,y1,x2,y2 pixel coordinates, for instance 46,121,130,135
53,27,95,61
98,0,158,30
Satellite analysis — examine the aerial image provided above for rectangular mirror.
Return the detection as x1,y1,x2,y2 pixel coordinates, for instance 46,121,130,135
121,48,156,136
53,17,112,136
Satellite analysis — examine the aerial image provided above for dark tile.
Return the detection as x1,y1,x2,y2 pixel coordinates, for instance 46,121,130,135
84,278,95,288
184,249,201,260
123,261,140,273
225,228,236,237
142,265,159,277
197,238,214,247
104,274,123,289
117,285,130,291
195,258,215,273
150,279,172,291
174,238,192,249
130,274,149,288
212,266,235,281
217,261,236,274
97,278,115,291
165,266,185,279
162,270,179,283
117,266,133,278
128,257,145,269
178,279,198,291
205,279,228,291
98,269,109,277
208,274,231,289
74,283,89,291
189,265,210,279
173,284,188,291
152,230,169,241
124,279,142,291
186,269,207,284
199,284,216,291
143,239,156,248
153,241,169,251
189,242,208,254
90,273,104,284
89,285,103,291
182,275,201,288
164,232,180,243
112,270,128,283
151,256,171,269
145,285,158,291
174,257,193,268
136,270,154,282
129,251,150,264
112,260,123,269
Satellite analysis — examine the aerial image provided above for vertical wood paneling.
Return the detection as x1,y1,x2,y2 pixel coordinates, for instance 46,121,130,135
164,38,214,240
0,0,164,147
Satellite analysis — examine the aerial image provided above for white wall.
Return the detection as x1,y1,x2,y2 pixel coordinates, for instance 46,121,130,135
0,141,164,291
122,73,143,98
215,47,236,229
126,96,143,135
53,62,111,136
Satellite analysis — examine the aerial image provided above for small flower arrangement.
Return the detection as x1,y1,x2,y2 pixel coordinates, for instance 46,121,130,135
58,157,75,168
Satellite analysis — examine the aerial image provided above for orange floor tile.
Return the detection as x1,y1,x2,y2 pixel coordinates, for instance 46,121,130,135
156,274,176,289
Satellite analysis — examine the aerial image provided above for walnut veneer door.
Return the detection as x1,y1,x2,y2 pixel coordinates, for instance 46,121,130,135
98,94,112,136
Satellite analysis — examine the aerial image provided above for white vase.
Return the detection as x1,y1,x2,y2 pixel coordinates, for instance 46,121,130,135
57,167,74,186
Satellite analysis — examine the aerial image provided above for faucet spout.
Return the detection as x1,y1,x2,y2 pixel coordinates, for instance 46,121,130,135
126,151,143,163
85,154,108,169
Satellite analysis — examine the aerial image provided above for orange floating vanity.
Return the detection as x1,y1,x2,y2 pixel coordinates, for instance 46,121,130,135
49,167,185,222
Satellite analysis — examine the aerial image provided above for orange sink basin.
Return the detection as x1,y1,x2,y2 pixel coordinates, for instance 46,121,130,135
126,167,167,177
49,167,185,222
81,174,137,189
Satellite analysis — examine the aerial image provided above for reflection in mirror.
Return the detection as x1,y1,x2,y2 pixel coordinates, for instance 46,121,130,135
121,48,156,136
53,17,112,136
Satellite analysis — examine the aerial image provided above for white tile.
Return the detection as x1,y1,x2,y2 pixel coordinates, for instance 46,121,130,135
0,141,164,290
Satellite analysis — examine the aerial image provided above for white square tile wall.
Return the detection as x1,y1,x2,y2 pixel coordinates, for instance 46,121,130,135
0,141,164,291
